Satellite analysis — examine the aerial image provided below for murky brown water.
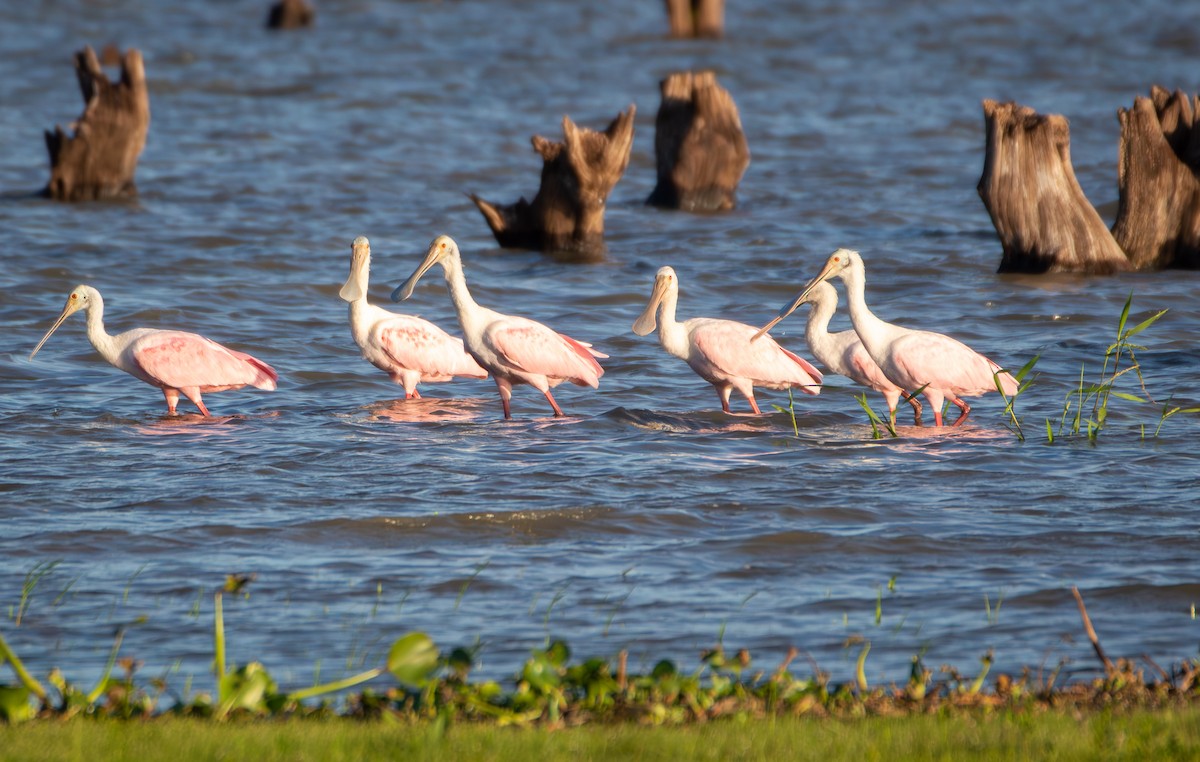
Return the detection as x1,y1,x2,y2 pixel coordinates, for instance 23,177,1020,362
2,0,1198,693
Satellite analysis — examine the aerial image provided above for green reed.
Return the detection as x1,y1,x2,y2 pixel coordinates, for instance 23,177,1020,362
1058,292,1168,441
771,388,800,437
12,561,61,627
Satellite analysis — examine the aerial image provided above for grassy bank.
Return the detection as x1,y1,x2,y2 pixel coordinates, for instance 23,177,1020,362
3,707,1200,762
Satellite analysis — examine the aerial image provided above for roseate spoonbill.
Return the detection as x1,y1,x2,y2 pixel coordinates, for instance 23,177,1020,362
775,280,922,425
754,249,1018,427
340,236,487,398
392,235,606,420
632,266,822,414
29,285,277,416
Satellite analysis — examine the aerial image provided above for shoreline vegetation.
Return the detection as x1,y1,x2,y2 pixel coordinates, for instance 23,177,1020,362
3,585,1199,757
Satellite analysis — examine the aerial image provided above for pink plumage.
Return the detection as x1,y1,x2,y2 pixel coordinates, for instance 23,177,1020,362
30,285,277,416
757,249,1019,427
341,236,487,398
633,266,822,414
393,235,606,419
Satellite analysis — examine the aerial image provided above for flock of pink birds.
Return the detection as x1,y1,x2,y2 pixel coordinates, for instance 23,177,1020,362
29,236,1019,425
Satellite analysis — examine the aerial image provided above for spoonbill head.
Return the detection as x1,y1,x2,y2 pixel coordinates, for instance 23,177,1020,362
756,249,1018,427
769,279,922,424
633,265,822,415
392,235,606,420
30,285,277,416
341,236,487,398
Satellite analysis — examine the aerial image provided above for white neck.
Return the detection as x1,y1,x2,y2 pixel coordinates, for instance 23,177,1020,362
84,295,120,364
655,285,690,358
441,252,483,326
804,291,838,356
838,263,891,344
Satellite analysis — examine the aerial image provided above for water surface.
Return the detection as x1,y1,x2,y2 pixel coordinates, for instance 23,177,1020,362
2,0,1199,693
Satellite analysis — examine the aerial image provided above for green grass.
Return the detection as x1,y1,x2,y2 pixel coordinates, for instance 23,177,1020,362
3,707,1200,762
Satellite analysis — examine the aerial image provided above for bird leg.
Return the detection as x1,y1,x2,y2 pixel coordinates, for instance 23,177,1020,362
405,389,422,400
746,395,761,415
162,388,179,415
496,379,514,420
180,387,211,417
948,396,971,427
902,392,923,425
717,387,733,414
542,390,566,417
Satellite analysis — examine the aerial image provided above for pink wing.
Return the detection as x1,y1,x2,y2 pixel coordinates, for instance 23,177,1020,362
487,321,605,386
890,332,1014,397
131,331,277,391
376,317,487,378
691,320,822,386
846,343,901,393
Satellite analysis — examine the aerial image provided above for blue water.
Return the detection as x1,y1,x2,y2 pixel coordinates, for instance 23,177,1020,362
2,0,1199,696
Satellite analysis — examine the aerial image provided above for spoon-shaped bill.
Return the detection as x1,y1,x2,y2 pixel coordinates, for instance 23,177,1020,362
338,236,371,302
391,246,441,303
631,275,672,336
751,278,821,342
29,296,84,360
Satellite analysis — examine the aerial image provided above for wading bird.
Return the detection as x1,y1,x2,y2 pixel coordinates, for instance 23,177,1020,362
780,280,922,424
340,236,487,398
29,285,277,416
392,235,606,419
632,266,822,414
754,249,1018,427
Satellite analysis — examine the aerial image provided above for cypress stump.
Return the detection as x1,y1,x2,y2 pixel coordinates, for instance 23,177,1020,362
977,99,1129,274
44,46,150,202
1112,87,1200,270
267,0,315,29
647,71,749,212
470,106,636,259
665,0,724,38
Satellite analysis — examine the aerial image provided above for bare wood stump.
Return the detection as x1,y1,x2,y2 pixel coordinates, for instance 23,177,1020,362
665,0,724,38
977,99,1130,274
1112,87,1200,269
267,0,314,29
471,105,636,259
647,71,749,212
44,46,150,202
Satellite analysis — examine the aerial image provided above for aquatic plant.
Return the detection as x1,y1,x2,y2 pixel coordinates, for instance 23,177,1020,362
1057,293,1168,441
2,585,1199,726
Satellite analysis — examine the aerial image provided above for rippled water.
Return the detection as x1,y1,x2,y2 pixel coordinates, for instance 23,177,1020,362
2,0,1199,693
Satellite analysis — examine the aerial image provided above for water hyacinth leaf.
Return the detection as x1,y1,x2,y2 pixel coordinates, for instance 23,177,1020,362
544,639,570,667
522,651,562,692
0,685,33,723
447,647,474,678
387,632,439,687
217,662,277,717
651,659,677,679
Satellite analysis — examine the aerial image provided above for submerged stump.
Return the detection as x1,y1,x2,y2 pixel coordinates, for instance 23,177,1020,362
665,0,724,38
647,71,749,212
471,105,636,259
1112,87,1200,270
977,99,1129,274
267,0,314,29
44,46,150,202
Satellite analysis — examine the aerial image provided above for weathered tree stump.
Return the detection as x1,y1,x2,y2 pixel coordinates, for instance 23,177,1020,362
977,99,1130,274
646,71,749,212
665,0,724,38
470,106,636,259
1112,87,1200,270
44,46,150,202
267,0,314,29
